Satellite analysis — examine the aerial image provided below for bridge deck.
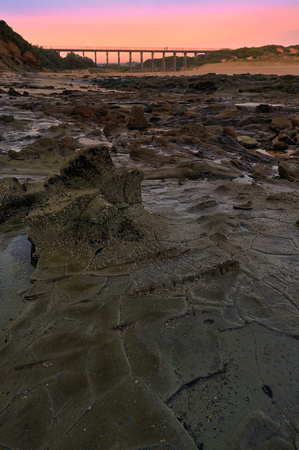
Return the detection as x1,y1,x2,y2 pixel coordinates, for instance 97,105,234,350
43,46,216,53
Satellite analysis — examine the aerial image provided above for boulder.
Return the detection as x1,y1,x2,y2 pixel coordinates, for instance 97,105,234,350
103,121,121,137
71,105,96,120
216,107,240,119
272,133,296,146
126,106,148,130
254,104,275,114
237,135,259,149
278,160,299,182
206,125,223,136
179,123,207,139
269,140,289,153
251,163,274,180
217,135,245,151
223,126,236,139
270,115,293,132
8,87,21,97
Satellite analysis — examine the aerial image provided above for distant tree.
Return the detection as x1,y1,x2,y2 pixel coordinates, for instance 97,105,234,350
64,52,96,69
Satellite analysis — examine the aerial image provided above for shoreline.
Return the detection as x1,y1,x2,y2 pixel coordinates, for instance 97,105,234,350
1,60,299,83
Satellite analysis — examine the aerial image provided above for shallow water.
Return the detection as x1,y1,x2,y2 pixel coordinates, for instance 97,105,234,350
235,102,285,107
0,231,35,344
0,106,61,152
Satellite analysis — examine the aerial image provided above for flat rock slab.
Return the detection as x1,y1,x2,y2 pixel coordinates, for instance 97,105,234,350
1,177,299,449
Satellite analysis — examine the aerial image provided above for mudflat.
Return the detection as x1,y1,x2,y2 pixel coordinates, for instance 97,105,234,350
0,65,299,449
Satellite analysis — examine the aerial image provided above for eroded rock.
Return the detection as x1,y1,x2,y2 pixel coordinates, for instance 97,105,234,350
126,105,148,130
0,177,27,221
278,159,299,182
270,114,293,132
26,145,146,261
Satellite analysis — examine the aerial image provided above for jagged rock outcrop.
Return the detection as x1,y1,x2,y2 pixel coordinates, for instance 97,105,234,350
26,145,146,258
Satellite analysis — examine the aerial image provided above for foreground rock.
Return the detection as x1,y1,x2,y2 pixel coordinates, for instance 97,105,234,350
1,159,299,449
25,146,146,258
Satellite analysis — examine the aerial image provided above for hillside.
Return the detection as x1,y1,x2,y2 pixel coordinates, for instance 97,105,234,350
0,21,97,72
0,20,41,72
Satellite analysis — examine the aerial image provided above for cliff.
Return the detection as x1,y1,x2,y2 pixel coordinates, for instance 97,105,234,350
0,20,41,72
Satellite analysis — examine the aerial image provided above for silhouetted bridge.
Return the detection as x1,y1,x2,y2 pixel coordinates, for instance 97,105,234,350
43,46,217,71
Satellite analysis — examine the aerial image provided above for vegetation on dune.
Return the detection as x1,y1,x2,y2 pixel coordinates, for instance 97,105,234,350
34,47,97,71
0,20,33,54
139,45,299,71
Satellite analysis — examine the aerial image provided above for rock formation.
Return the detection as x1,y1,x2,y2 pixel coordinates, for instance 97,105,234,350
0,71,299,450
0,20,41,72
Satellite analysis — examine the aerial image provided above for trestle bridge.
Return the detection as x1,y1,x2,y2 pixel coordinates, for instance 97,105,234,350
43,46,216,71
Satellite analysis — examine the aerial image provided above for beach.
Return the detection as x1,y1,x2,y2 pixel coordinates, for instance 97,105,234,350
0,65,299,449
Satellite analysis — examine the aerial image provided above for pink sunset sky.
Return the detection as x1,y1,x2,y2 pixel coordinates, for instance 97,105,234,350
2,0,299,53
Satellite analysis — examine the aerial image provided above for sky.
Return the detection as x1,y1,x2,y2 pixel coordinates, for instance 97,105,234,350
2,0,299,56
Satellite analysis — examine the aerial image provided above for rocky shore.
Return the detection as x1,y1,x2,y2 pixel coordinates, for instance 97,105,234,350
0,70,299,449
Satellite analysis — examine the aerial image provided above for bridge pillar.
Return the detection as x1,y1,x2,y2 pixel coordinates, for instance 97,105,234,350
83,51,85,58
129,52,132,72
194,52,198,60
173,52,176,71
162,52,165,72
106,51,109,68
184,52,187,70
118,52,121,71
94,51,97,65
140,52,144,72
151,52,154,72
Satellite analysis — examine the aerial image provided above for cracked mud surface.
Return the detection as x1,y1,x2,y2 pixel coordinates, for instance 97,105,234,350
0,71,299,449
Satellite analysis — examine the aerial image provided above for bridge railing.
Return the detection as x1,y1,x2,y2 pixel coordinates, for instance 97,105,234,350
41,46,219,52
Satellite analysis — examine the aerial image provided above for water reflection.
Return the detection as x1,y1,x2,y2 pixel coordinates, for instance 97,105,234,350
0,231,35,344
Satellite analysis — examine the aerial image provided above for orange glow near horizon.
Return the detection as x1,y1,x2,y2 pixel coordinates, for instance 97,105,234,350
3,4,299,55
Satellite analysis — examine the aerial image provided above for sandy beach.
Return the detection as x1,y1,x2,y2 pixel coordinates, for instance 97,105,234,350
95,59,299,76
183,60,299,75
